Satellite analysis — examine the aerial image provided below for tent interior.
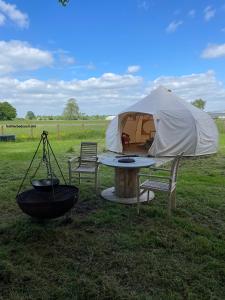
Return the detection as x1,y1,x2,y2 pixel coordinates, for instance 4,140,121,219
121,112,156,154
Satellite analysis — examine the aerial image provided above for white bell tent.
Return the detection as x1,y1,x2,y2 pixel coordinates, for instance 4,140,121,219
106,86,218,156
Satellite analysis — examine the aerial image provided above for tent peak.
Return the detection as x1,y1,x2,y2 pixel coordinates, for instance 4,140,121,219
153,85,172,93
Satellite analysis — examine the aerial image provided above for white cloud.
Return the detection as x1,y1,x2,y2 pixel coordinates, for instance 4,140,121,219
1,71,225,116
147,70,225,111
0,12,5,25
54,49,76,66
69,62,96,71
0,73,144,116
166,20,183,33
204,6,216,21
201,43,225,59
127,65,141,73
86,62,96,70
59,54,75,65
188,9,196,18
0,40,53,74
0,0,29,28
138,0,150,11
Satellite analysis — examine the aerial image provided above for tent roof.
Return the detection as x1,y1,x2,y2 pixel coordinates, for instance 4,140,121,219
119,86,198,117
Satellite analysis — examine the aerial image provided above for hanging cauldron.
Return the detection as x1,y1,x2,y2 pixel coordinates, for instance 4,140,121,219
16,131,79,219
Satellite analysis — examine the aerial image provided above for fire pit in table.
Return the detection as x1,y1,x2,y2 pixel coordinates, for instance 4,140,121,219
16,131,79,219
118,158,135,163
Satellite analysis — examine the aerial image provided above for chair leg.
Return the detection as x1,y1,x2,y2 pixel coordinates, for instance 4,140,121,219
94,172,98,195
171,189,176,210
167,192,172,217
137,184,140,215
137,194,140,214
68,164,72,185
78,173,80,184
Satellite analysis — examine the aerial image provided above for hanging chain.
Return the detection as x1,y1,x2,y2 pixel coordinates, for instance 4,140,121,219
17,134,43,195
17,130,67,196
42,131,51,178
47,140,67,184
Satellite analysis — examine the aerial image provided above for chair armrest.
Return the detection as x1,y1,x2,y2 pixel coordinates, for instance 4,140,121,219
80,158,98,163
150,168,171,172
138,173,171,180
148,175,171,180
68,156,80,164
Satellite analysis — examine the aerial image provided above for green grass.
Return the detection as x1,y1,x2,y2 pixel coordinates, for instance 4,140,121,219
0,119,108,141
0,122,225,299
215,119,225,134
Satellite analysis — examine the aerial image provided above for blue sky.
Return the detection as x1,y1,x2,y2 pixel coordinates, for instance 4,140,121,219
0,0,225,116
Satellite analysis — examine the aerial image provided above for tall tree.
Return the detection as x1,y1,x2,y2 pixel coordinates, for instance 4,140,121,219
63,98,80,120
59,0,69,6
191,99,206,110
26,111,36,120
0,101,17,120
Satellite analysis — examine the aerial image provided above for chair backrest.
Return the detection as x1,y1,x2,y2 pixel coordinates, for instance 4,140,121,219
170,152,183,188
80,142,98,166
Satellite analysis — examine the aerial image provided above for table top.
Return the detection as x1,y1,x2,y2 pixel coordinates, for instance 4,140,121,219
99,156,155,169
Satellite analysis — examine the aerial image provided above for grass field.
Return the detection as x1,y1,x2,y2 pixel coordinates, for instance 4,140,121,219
0,120,225,299
0,120,108,142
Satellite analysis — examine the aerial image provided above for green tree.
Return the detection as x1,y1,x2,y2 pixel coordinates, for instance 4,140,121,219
191,99,206,110
59,0,69,6
63,98,80,120
26,111,36,120
0,101,17,120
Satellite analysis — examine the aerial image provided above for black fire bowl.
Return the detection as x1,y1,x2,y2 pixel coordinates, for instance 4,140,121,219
16,185,79,219
31,178,60,192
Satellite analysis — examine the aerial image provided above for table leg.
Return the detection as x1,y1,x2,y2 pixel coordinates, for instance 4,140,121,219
115,168,139,198
101,167,154,204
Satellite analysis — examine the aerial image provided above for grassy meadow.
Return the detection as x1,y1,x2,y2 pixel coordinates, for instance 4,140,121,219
0,120,225,299
0,119,108,142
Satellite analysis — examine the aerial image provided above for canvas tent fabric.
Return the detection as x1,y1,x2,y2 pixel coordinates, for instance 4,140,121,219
106,86,218,156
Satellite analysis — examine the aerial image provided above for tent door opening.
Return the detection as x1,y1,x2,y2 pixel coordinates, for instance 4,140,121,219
121,113,156,154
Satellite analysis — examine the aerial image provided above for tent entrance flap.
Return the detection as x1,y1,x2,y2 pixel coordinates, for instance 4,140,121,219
121,112,156,153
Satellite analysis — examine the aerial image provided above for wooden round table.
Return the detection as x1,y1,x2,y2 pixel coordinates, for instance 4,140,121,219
99,156,155,204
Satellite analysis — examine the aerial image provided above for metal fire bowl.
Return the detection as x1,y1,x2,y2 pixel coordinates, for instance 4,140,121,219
118,158,135,163
16,185,79,219
31,178,60,192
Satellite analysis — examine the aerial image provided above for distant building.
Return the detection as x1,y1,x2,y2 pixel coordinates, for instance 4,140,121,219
105,115,115,121
208,112,225,119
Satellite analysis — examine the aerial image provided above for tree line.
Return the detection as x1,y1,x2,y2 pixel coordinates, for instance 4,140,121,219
0,98,206,121
27,98,107,120
0,98,107,121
